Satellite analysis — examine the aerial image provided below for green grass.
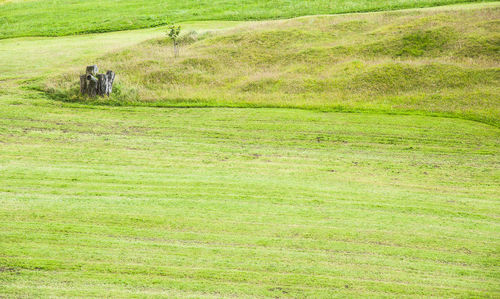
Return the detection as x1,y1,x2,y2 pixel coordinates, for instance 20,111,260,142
0,0,496,39
1,91,499,297
0,21,241,80
0,2,499,298
49,3,500,126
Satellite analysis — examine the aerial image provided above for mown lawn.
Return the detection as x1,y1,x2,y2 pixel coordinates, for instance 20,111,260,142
0,2,499,298
0,0,494,38
0,94,499,297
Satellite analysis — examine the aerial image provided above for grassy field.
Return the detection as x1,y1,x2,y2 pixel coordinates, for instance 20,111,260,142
49,3,500,126
0,1,499,298
0,0,495,39
0,21,242,81
1,92,499,297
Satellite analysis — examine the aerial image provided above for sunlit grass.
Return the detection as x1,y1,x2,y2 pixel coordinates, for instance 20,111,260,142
49,3,500,125
0,2,499,298
0,0,495,39
0,92,498,297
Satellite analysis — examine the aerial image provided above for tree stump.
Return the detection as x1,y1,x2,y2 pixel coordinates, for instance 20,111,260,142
79,65,115,97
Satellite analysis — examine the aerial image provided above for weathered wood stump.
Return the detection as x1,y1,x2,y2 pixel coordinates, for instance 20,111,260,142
79,65,115,97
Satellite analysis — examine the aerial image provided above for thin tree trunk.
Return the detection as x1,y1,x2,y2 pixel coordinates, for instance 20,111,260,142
174,42,179,57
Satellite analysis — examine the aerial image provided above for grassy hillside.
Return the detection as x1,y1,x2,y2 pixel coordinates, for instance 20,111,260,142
0,21,241,81
49,3,500,125
1,2,499,298
1,91,499,297
0,0,495,39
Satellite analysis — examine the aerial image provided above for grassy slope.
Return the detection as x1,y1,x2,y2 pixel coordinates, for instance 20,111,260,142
0,2,499,298
50,3,500,125
0,21,242,81
0,0,495,39
0,93,499,297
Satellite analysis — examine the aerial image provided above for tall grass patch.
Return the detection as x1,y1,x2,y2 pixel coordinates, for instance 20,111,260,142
47,4,500,125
